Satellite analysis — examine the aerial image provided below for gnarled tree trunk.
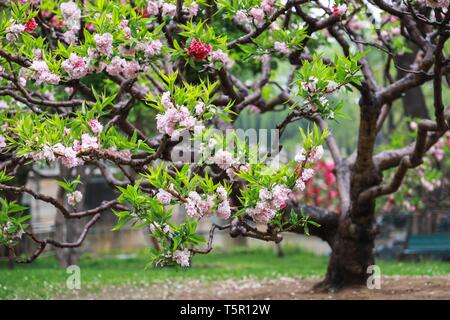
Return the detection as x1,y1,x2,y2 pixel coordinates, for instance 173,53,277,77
316,95,381,290
321,211,376,289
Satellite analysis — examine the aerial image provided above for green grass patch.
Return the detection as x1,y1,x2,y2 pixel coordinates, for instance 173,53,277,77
0,246,449,299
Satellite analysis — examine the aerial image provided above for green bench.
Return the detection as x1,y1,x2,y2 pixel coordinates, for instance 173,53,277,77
404,234,450,256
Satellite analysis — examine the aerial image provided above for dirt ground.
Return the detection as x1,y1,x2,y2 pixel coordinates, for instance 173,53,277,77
81,276,450,300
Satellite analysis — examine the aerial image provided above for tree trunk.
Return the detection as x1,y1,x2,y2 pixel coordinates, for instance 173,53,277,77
319,212,376,290
317,94,380,290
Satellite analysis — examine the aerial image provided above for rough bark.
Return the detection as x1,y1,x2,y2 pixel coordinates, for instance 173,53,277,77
319,209,376,290
316,92,381,290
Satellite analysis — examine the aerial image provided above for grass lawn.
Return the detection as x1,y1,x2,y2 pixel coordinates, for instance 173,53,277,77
1,246,450,299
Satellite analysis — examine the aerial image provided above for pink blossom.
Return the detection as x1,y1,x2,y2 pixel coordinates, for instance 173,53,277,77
295,179,305,191
185,191,201,218
67,190,83,206
185,199,199,218
239,164,249,173
162,3,177,17
122,60,140,79
185,192,215,218
161,92,174,109
213,150,236,170
106,57,125,76
226,168,237,180
309,146,324,163
61,149,80,168
295,148,306,162
94,33,114,57
144,40,163,57
0,136,6,148
81,133,99,150
31,60,60,85
332,4,347,16
301,168,315,181
42,145,57,161
63,29,78,44
33,49,43,61
259,188,272,201
6,23,25,42
156,189,173,204
51,143,82,168
249,8,265,26
72,139,81,152
247,202,276,224
60,1,81,29
261,0,276,16
149,222,170,234
217,200,231,219
188,2,199,17
88,119,103,134
52,143,66,157
216,186,228,201
301,77,318,92
210,50,234,69
194,102,204,115
120,20,131,40
147,1,161,16
179,108,196,128
409,121,418,131
61,53,89,79
274,41,291,55
172,249,190,267
272,185,291,210
85,22,96,32
325,81,338,93
188,191,201,202
156,107,180,136
197,195,215,216
235,10,250,25
156,103,197,138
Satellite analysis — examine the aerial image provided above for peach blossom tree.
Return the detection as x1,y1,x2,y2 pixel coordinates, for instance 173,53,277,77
0,0,449,290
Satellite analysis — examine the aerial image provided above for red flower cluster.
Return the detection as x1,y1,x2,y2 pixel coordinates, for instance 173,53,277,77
25,18,38,33
186,39,212,61
302,160,340,213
